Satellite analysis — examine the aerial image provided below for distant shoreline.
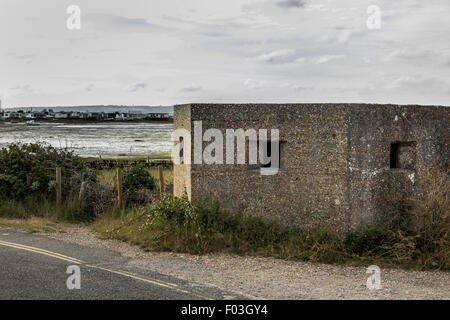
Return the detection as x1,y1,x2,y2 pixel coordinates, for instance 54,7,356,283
81,155,173,169
82,153,172,161
0,119,173,124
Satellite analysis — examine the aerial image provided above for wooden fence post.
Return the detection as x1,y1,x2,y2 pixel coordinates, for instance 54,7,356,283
159,165,165,197
79,181,87,201
117,167,123,210
56,167,62,206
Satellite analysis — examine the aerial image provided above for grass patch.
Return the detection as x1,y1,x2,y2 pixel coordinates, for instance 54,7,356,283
0,217,67,233
92,198,365,265
0,196,92,222
98,167,173,187
93,192,449,271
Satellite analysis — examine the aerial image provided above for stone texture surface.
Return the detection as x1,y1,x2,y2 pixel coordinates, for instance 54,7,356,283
173,104,192,199
174,103,449,231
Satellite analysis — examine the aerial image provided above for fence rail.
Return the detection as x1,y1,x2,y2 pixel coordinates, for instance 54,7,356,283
82,159,173,170
53,164,166,207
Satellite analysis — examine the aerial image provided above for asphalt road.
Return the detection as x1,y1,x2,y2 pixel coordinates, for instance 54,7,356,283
0,228,246,300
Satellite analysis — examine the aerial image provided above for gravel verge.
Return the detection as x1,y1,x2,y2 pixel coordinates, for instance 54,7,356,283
40,225,449,300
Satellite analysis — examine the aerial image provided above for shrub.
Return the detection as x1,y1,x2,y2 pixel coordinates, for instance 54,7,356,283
344,228,392,256
150,195,196,223
384,167,449,269
98,196,350,260
123,165,157,193
122,165,158,205
96,178,449,270
342,167,449,269
83,182,116,217
0,142,97,200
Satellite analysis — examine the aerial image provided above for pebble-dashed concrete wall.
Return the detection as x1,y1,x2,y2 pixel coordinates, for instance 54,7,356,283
174,103,449,232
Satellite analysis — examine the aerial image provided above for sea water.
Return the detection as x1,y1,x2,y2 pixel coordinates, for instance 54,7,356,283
0,122,173,159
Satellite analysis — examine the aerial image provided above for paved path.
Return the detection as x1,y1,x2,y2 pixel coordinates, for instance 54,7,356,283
0,228,247,300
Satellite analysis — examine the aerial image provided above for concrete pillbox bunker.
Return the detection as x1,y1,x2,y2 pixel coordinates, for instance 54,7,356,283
173,103,449,232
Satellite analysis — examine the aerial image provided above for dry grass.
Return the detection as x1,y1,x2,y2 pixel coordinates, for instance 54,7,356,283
99,167,173,187
387,167,449,269
0,217,67,233
93,167,449,270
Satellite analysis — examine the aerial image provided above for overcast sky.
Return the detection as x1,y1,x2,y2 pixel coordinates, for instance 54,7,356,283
1,0,449,107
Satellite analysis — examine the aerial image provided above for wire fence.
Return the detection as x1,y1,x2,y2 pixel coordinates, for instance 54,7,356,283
82,158,172,170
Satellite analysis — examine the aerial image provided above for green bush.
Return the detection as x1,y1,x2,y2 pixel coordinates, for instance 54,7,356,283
0,142,97,200
0,142,99,221
123,165,157,195
98,196,348,260
344,228,391,256
150,194,196,223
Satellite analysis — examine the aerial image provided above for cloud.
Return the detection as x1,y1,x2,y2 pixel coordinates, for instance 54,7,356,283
3,0,450,107
312,54,345,64
381,49,450,66
253,49,296,63
9,85,34,94
180,85,202,92
290,84,309,91
128,82,148,92
244,78,264,89
383,49,432,61
336,28,365,45
15,54,34,60
13,54,34,64
389,76,449,94
85,14,162,33
276,0,306,8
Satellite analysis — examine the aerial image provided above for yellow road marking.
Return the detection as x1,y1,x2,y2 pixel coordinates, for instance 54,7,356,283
0,240,83,264
84,264,212,299
86,265,182,290
84,265,212,299
0,239,212,299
